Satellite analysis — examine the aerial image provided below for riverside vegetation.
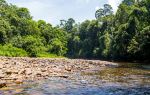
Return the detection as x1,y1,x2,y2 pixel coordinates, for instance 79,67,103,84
0,0,150,94
0,0,150,62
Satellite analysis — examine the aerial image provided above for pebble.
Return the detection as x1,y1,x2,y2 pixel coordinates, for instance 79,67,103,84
0,57,117,88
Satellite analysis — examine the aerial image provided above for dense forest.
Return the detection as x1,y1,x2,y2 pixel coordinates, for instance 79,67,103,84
0,0,150,62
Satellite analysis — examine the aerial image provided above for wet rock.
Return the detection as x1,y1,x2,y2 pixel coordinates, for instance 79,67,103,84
59,75,69,78
105,63,118,67
15,79,23,84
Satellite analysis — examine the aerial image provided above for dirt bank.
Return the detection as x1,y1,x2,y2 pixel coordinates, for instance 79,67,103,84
0,57,117,88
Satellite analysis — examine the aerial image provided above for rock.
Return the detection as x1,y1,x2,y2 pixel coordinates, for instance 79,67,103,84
15,79,23,84
0,81,7,88
81,80,87,84
42,72,49,77
59,75,69,78
10,69,19,74
36,73,42,77
0,57,117,84
0,71,5,79
9,74,18,80
89,61,93,64
0,64,3,69
25,65,30,68
65,66,72,71
25,68,32,75
19,70,26,74
41,69,47,72
5,70,12,75
105,63,118,67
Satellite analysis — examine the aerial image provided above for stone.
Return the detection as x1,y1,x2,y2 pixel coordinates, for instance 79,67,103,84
0,72,5,79
65,66,72,71
0,57,117,83
5,70,13,75
41,69,47,72
36,73,42,77
0,81,7,88
19,70,26,74
0,64,3,69
15,80,23,84
25,68,32,75
9,74,18,80
57,75,69,78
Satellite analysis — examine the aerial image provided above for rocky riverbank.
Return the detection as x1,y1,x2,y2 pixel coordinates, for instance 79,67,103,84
0,57,117,88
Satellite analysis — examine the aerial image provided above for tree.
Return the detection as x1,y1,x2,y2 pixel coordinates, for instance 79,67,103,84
17,8,31,19
103,4,113,16
95,4,113,19
0,18,11,44
95,8,104,19
122,0,135,5
1,0,150,62
50,38,67,56
19,36,45,57
60,18,75,32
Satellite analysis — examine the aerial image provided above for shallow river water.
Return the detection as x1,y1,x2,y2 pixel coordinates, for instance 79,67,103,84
0,62,150,95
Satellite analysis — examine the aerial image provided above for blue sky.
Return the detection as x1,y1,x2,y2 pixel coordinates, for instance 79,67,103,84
6,0,123,25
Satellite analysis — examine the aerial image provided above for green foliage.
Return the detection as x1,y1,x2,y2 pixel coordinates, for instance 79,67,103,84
0,18,11,44
37,52,64,58
102,32,111,58
0,0,68,57
60,18,75,32
20,36,45,57
50,38,67,56
65,0,150,62
0,0,150,62
95,4,113,19
0,44,27,57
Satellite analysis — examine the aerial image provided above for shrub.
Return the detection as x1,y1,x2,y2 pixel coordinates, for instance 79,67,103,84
0,44,28,57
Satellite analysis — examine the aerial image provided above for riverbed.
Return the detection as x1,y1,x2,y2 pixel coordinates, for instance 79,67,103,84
0,57,150,95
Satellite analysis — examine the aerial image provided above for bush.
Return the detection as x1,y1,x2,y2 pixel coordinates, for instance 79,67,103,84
0,44,28,57
36,52,64,58
11,36,46,57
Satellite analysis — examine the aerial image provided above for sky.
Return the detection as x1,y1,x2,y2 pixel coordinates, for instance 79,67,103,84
6,0,123,25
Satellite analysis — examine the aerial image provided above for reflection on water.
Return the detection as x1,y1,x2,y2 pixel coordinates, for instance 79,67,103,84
0,62,150,95
83,68,150,86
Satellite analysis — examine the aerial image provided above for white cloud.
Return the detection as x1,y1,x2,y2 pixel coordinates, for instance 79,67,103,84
8,0,61,24
76,0,92,4
95,6,100,10
108,0,123,12
6,0,107,25
85,0,91,3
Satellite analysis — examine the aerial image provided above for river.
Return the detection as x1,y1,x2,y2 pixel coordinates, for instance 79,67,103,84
0,62,150,95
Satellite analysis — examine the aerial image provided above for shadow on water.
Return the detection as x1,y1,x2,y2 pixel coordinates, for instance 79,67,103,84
0,62,150,95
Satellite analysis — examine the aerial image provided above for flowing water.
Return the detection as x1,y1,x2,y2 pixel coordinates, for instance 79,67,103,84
0,62,150,95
